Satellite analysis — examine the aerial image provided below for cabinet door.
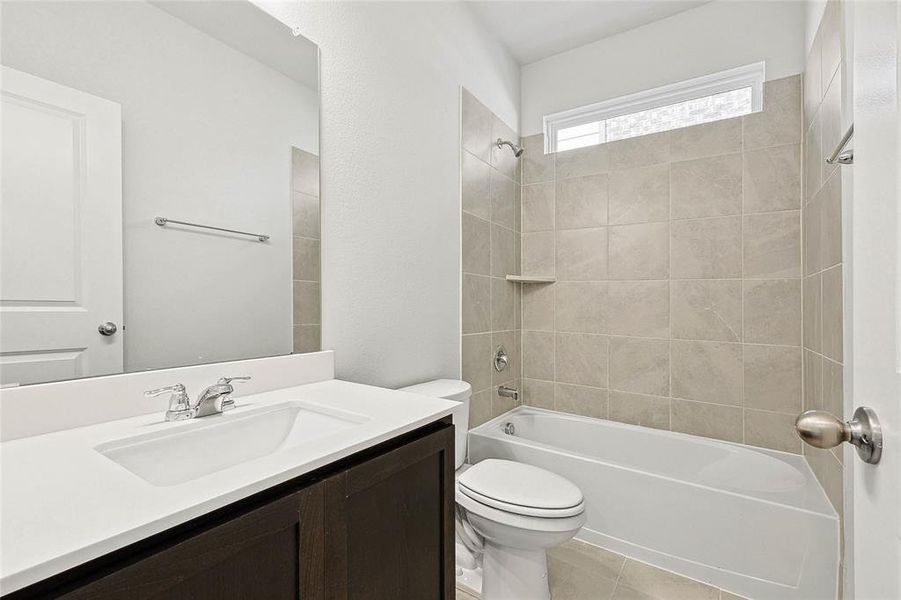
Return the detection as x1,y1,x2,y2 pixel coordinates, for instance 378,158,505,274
58,484,325,600
324,424,454,600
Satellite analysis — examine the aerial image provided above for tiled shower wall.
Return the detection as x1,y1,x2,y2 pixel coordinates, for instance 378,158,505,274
518,75,805,453
460,89,523,427
802,0,845,523
292,147,321,353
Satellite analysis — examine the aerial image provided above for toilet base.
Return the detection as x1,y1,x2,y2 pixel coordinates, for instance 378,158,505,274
481,541,550,600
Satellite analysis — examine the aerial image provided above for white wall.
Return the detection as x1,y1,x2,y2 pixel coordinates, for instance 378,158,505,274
257,1,520,388
2,1,318,372
520,0,806,135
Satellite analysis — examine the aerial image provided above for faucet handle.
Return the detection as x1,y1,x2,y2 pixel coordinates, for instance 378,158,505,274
145,384,194,421
217,376,251,385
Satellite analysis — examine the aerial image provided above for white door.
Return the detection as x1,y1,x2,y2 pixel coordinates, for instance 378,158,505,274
0,66,123,386
849,2,901,598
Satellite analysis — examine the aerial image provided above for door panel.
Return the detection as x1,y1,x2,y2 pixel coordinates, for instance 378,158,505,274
1,66,122,386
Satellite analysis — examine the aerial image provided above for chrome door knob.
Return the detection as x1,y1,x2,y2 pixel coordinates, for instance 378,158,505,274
98,321,118,336
795,407,883,464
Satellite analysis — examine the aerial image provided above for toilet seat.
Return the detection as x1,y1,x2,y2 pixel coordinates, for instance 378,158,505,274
457,459,585,519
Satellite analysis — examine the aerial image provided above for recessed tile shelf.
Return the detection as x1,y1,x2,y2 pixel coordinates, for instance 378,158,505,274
505,275,556,283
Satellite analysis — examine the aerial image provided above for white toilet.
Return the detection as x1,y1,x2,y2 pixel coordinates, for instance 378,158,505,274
400,379,586,600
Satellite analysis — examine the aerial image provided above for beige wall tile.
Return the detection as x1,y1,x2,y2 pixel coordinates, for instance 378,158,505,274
803,274,823,352
291,148,320,197
803,349,824,410
606,281,670,337
821,171,842,270
671,340,742,405
522,283,555,331
803,192,822,275
554,384,608,419
462,212,490,275
522,330,555,380
743,344,802,413
522,231,555,277
292,281,321,325
522,378,555,409
742,211,801,278
490,115,519,182
670,154,742,219
743,279,801,345
806,446,843,515
462,333,492,393
744,409,801,453
742,144,801,213
462,149,491,220
608,392,670,430
804,113,823,204
555,174,609,229
522,133,554,184
557,228,609,281
522,182,555,232
608,163,670,225
821,69,843,183
556,281,608,334
293,325,320,354
489,169,516,229
609,337,670,396
822,265,843,362
823,358,844,422
608,131,670,169
670,280,742,342
820,0,842,89
670,217,742,279
292,237,320,281
743,75,802,150
556,332,609,388
292,191,320,239
468,389,492,427
490,223,517,277
492,388,517,417
492,330,520,387
462,274,491,334
491,277,515,331
556,143,609,179
669,118,742,161
671,398,742,443
462,89,492,162
804,33,823,126
608,222,669,280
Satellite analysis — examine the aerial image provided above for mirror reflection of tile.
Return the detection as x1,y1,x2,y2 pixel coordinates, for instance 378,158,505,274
292,147,321,353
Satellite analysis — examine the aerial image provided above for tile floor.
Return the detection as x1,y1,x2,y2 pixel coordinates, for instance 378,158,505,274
455,539,748,600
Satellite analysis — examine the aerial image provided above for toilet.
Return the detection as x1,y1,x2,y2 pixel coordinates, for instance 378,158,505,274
400,379,586,600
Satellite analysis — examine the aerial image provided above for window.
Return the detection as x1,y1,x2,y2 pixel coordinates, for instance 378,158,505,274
544,62,765,153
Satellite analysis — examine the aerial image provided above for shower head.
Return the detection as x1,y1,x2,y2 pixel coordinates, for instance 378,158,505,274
496,138,524,158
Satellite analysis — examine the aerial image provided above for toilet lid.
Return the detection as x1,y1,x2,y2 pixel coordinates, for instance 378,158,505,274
458,459,584,517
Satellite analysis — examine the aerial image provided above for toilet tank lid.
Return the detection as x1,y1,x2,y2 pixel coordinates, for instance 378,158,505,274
399,379,471,402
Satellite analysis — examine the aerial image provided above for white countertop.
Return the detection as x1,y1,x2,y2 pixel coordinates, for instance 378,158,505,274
0,379,456,594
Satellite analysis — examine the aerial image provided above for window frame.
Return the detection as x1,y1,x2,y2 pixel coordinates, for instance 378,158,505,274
542,61,766,154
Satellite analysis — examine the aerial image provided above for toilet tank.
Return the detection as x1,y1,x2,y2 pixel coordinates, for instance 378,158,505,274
398,379,471,469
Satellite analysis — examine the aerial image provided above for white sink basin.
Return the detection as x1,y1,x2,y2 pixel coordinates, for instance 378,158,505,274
95,401,368,486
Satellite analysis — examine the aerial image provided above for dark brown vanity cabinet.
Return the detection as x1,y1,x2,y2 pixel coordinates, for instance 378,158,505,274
8,420,454,600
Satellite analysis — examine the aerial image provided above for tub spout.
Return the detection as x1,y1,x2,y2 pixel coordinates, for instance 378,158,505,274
497,385,519,402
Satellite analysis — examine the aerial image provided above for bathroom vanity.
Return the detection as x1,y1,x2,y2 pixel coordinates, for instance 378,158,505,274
1,375,458,599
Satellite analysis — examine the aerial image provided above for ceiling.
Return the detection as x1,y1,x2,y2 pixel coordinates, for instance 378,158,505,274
468,1,711,65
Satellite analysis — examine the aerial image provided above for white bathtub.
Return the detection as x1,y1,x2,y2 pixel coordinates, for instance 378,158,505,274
467,407,839,600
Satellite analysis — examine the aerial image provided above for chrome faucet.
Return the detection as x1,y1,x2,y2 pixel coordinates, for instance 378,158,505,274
145,376,250,421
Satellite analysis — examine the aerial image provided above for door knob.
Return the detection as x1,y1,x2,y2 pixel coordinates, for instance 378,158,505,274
98,322,118,336
795,407,883,464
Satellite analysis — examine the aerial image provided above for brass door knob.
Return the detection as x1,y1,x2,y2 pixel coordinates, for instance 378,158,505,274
795,407,883,464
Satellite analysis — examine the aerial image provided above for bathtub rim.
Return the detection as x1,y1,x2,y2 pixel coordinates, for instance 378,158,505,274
468,405,838,520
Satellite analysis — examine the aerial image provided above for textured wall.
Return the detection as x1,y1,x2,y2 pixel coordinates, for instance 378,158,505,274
517,75,805,453
257,2,520,387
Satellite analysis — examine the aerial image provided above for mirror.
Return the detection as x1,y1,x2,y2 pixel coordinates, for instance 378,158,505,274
0,0,320,386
